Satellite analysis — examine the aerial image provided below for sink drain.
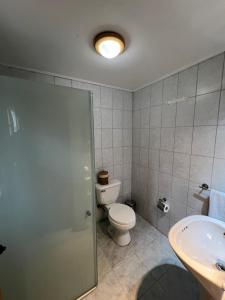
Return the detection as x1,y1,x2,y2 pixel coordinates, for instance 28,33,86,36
216,262,225,272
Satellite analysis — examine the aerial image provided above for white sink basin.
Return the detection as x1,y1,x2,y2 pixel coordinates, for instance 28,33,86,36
169,215,225,300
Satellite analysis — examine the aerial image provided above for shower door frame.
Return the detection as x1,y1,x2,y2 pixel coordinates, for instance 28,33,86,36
76,91,98,300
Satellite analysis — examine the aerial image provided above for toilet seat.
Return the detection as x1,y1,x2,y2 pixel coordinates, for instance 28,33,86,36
108,203,135,226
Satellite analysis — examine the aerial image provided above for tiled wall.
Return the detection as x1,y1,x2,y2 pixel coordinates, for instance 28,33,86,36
132,53,225,235
0,65,133,219
2,51,225,233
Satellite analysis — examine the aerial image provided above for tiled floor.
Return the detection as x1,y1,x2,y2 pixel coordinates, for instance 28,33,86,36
85,214,200,300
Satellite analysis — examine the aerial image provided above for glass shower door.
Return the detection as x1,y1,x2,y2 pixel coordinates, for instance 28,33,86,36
0,76,97,300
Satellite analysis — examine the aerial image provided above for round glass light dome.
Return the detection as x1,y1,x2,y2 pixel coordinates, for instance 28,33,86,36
94,32,125,59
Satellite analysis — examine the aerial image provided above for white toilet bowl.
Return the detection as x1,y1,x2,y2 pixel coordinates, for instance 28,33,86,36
95,179,136,246
107,203,136,246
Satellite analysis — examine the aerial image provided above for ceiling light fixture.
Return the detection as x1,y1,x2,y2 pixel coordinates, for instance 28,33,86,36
94,31,125,59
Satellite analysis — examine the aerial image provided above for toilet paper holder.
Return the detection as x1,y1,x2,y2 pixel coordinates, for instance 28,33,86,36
199,183,211,193
159,197,167,203
157,197,170,213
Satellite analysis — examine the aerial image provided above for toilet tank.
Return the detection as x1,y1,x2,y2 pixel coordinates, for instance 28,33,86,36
95,179,121,205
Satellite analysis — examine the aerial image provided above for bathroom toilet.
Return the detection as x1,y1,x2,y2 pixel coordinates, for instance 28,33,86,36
96,179,136,246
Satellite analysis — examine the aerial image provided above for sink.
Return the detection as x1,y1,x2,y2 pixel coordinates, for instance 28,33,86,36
168,215,225,300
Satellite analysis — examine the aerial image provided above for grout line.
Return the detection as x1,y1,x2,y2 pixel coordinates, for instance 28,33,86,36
169,73,179,223
187,63,199,199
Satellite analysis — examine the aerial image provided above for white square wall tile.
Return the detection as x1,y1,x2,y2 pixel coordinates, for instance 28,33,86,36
178,65,198,98
133,110,141,129
149,128,161,149
172,177,188,204
219,90,225,125
215,126,225,159
113,129,123,147
174,127,193,154
161,104,176,127
101,109,112,128
140,129,149,147
159,151,173,174
197,54,224,95
123,147,132,164
212,158,225,193
94,129,101,149
123,91,132,110
133,129,141,147
95,149,102,169
190,155,213,183
187,206,203,216
114,164,123,180
151,81,163,106
173,153,190,179
133,90,141,110
148,190,159,208
123,129,132,147
141,86,151,108
194,92,220,126
137,89,144,109
123,179,131,197
160,128,175,151
113,147,123,165
170,200,187,223
123,110,132,129
101,129,112,148
102,148,113,166
101,87,112,108
112,89,123,109
149,149,160,171
148,170,159,193
132,147,140,164
141,109,150,128
140,148,149,166
158,172,172,198
150,105,162,128
163,74,178,103
192,126,216,157
113,110,123,128
176,97,195,127
123,164,132,179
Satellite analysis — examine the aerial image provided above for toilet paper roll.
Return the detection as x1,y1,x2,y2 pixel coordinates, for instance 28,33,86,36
157,201,170,213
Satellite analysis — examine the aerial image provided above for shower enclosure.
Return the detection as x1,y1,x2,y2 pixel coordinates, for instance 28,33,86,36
0,76,97,300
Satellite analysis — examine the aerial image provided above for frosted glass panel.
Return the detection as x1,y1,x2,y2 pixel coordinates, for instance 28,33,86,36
0,76,96,300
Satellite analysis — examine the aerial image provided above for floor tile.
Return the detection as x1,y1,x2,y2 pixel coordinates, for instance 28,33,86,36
84,270,125,300
113,253,148,290
100,234,135,268
97,246,112,281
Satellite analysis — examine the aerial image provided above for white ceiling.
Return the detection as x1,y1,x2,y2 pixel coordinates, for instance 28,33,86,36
0,0,225,90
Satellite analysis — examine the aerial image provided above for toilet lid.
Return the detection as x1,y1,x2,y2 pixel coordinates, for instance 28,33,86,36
108,203,135,225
